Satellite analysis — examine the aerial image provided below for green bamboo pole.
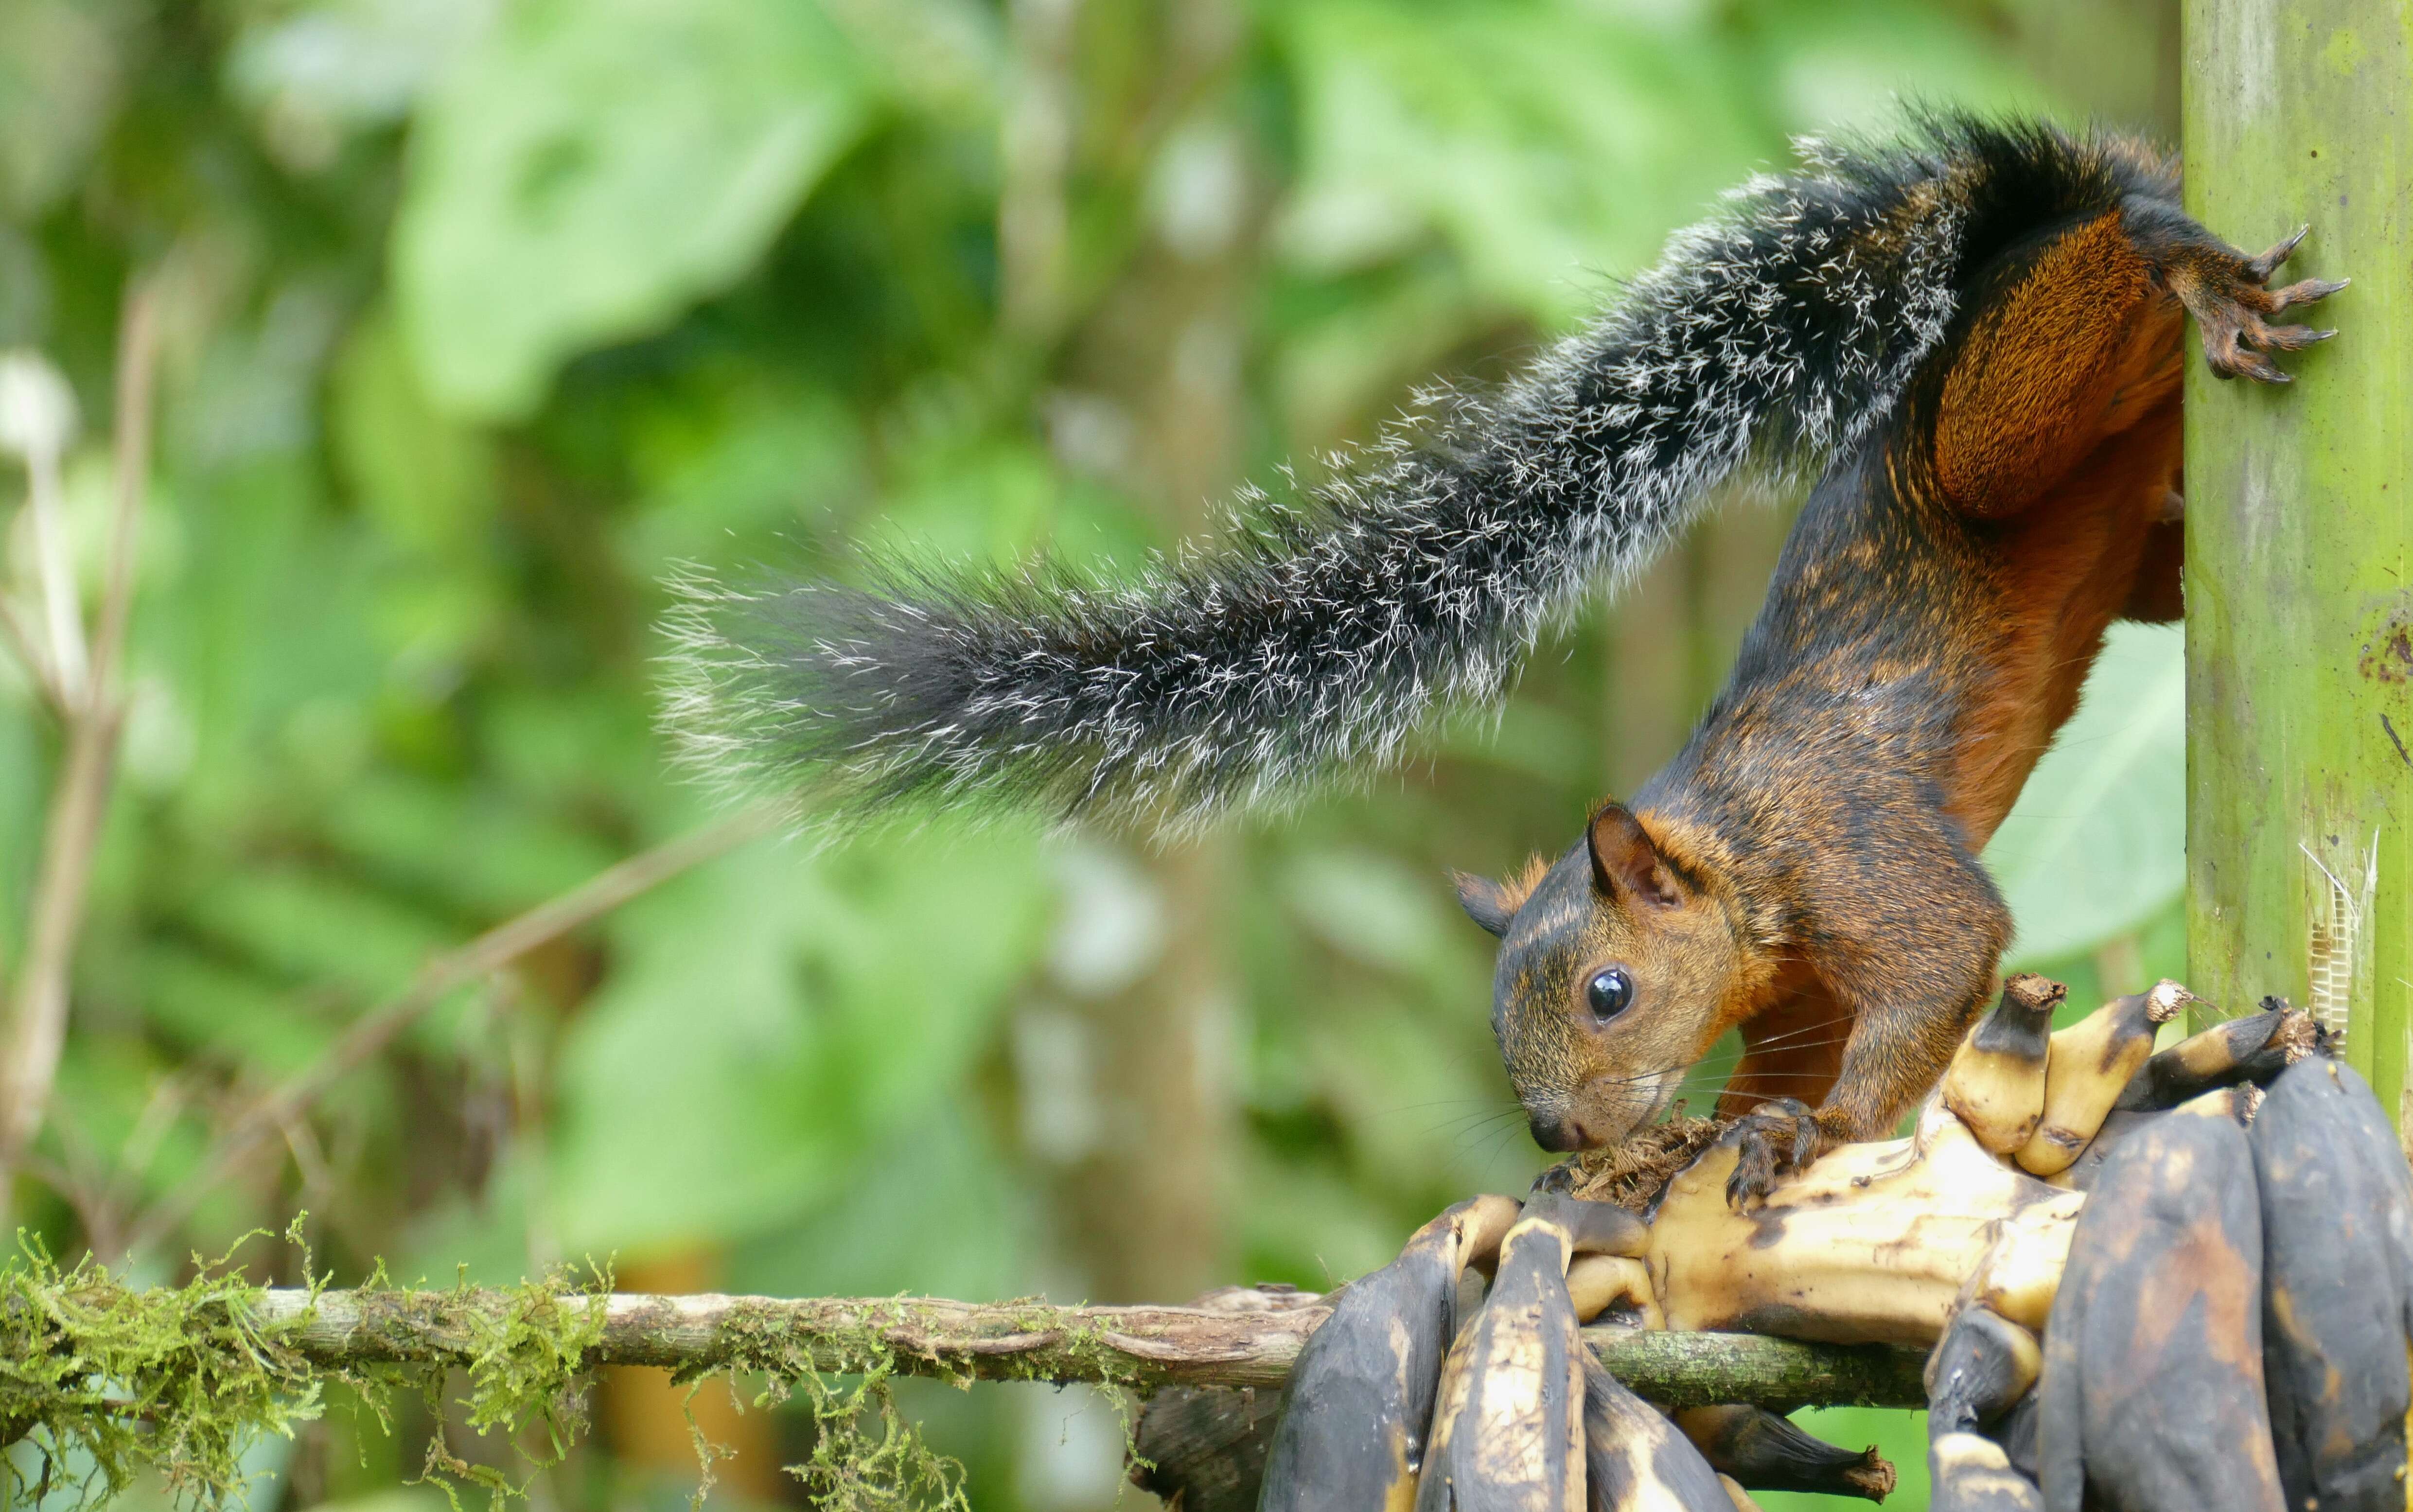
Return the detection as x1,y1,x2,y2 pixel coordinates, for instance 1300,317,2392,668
2182,3,2413,1133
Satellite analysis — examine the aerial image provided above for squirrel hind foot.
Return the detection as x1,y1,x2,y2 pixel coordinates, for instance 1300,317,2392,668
2157,222,2348,384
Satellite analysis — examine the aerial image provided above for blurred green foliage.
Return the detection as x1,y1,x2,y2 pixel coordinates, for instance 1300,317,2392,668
0,0,2182,1505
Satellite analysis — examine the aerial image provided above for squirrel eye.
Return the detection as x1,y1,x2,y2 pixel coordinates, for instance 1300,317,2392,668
1585,967,1634,1022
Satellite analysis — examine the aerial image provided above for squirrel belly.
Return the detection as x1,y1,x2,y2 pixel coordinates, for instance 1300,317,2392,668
660,116,2344,1200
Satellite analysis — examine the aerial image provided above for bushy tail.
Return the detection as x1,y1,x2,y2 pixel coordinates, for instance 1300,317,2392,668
663,117,2149,830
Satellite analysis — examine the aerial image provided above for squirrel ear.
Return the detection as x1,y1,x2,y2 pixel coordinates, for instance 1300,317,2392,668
1454,871,1519,937
1586,804,1682,907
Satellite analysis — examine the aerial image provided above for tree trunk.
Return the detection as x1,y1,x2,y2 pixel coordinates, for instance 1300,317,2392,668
2181,1,2413,1136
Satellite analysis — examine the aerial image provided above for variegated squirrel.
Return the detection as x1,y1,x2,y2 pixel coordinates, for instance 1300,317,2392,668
663,116,2344,1202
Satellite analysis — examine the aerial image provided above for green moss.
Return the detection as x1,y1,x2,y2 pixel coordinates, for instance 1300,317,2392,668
0,1237,623,1510
0,1247,1144,1511
0,1233,321,1508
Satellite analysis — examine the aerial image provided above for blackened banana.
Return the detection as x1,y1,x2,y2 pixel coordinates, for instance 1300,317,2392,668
2251,1055,2413,1512
2111,1006,2315,1112
1671,1405,1892,1502
1930,1432,2043,1512
1944,974,2065,1155
1261,1194,1521,1512
2034,1106,2282,1512
1582,1357,1732,1512
1418,1209,1593,1512
1925,1306,2040,1434
2016,980,2187,1177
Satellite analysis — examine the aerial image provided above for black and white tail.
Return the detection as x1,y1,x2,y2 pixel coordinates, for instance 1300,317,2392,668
662,116,2152,830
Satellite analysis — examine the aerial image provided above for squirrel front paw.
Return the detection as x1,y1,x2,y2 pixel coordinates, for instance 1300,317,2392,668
2165,223,2347,384
1724,1099,1827,1208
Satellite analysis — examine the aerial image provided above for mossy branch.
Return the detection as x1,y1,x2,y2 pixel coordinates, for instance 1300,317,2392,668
0,1252,1926,1512
247,1287,1923,1408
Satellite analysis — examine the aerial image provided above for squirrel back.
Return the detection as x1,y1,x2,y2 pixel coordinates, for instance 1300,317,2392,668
663,117,2136,830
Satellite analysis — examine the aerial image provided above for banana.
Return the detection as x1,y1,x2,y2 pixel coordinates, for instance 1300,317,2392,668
2015,980,2188,1178
1579,1356,1732,1512
2250,1055,2413,1512
1715,1475,1761,1512
1567,1254,1662,1331
1419,1197,1643,1512
2111,1005,2316,1112
1943,974,2065,1155
1651,1101,2080,1345
1991,1394,2040,1482
1260,1193,1521,1512
1929,1431,2043,1512
2033,1103,2282,1512
1925,1305,2040,1434
1670,1406,1892,1501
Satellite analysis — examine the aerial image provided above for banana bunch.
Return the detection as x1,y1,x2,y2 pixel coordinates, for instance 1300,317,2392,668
1147,977,2411,1512
1258,1185,1885,1511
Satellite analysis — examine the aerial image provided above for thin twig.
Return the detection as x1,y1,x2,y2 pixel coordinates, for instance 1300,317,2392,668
0,588,68,716
26,443,86,706
0,281,161,1201
238,1286,1928,1410
120,807,778,1255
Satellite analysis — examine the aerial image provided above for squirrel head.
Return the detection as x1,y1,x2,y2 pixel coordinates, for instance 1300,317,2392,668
1456,803,1749,1153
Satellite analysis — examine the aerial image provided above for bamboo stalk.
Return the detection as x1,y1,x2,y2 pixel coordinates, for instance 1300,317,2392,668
2181,2,2413,1126
243,1288,1926,1410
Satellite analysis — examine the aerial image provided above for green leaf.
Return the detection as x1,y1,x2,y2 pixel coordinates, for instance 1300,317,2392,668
1986,622,2185,967
548,822,1049,1255
393,0,876,420
1273,0,1766,322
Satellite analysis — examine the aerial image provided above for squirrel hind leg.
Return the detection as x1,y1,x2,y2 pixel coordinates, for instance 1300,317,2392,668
2129,209,2348,383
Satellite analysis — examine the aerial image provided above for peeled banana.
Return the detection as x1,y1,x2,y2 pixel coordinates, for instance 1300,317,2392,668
2016,980,2187,1177
1943,973,2064,1155
1649,1099,2080,1344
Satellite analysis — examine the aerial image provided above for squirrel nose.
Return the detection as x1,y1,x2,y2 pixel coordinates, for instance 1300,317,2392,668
1528,1112,1588,1152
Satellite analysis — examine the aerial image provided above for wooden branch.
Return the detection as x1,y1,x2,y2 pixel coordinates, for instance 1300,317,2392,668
121,809,777,1254
246,1288,1926,1411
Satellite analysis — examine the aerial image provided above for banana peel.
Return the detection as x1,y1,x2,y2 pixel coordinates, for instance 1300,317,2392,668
1671,1405,1892,1502
1261,1193,1521,1511
1929,1431,2044,1512
2033,1101,2285,1512
1925,1306,2040,1435
2112,1005,2316,1113
2250,1057,2413,1512
1647,1099,2082,1345
1581,1357,1732,1512
1418,1197,1649,1512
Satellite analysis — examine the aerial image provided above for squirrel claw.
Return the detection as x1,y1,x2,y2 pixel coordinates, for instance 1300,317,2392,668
2268,276,2349,312
2245,225,2310,281
1724,1100,1823,1208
